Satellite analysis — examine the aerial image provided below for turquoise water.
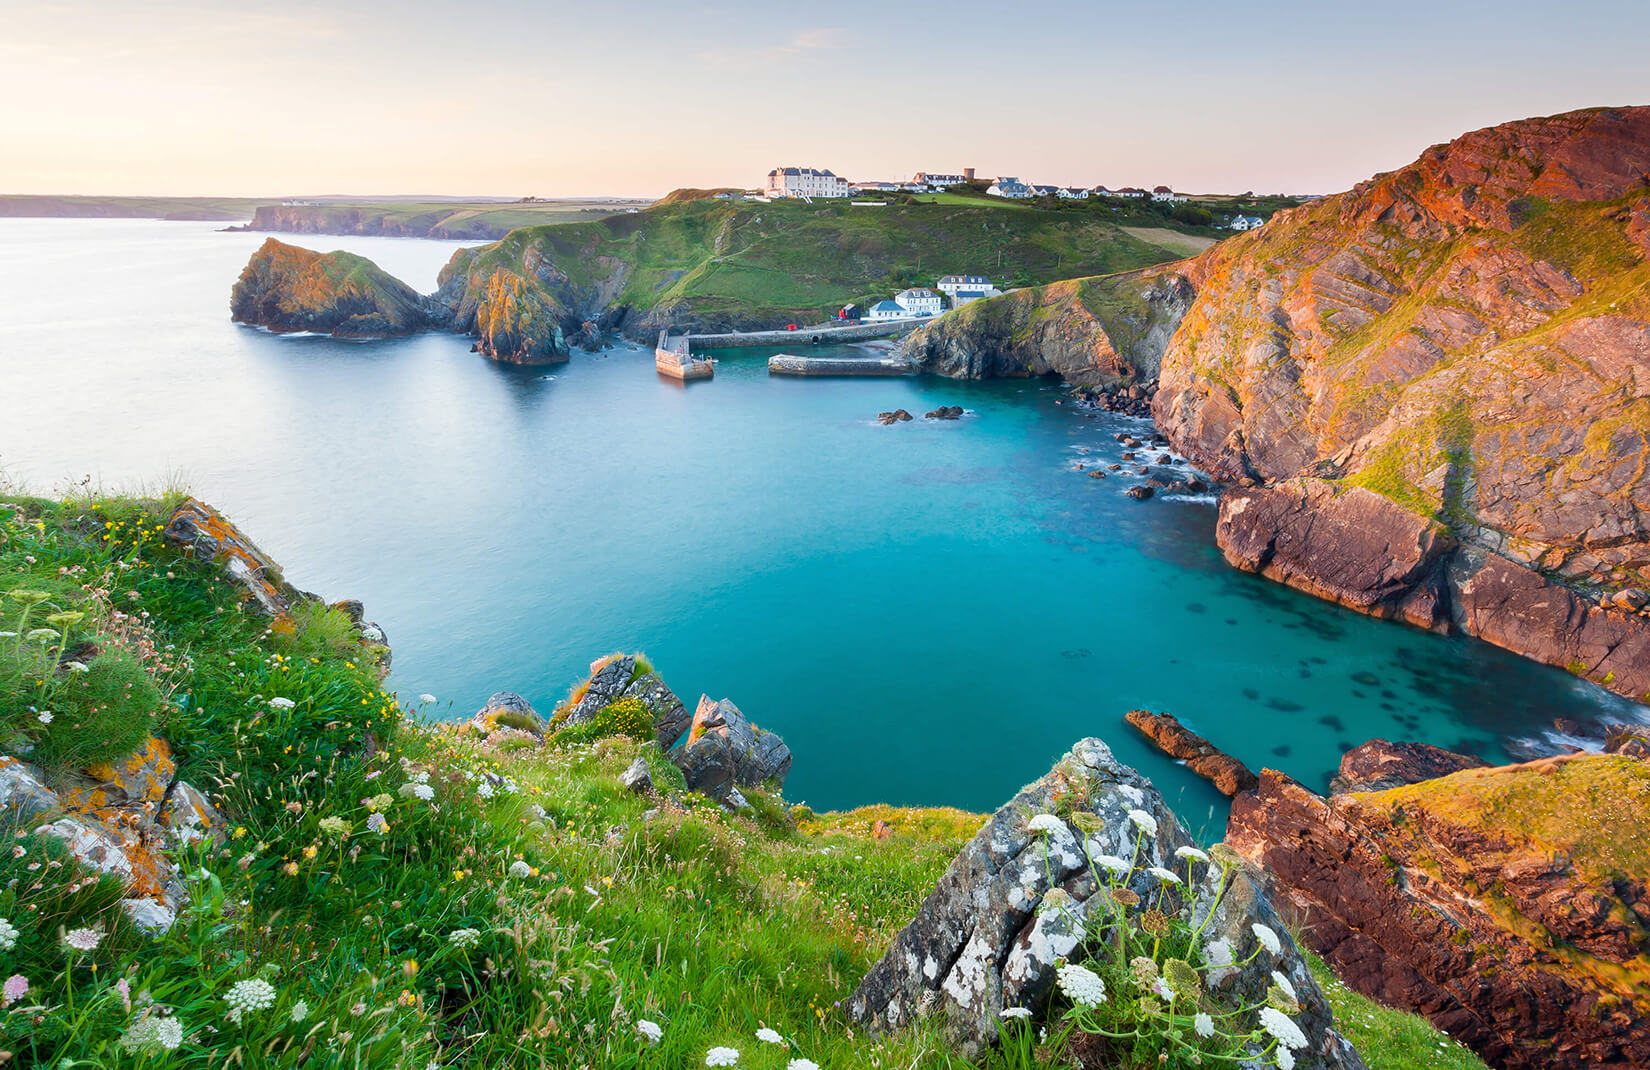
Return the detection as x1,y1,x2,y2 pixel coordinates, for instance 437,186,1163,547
2,219,1640,833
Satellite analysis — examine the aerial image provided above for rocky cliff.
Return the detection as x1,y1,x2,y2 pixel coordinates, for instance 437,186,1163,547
1227,745,1650,1070
230,237,446,337
896,271,1194,386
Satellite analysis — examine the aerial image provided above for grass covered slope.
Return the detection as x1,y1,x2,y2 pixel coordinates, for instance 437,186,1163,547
0,492,1480,1068
435,197,1210,339
239,200,649,241
230,237,442,337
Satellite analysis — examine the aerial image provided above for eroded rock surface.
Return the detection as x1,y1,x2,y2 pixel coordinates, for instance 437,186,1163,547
1328,739,1488,794
669,696,791,801
1122,710,1257,795
230,237,444,337
848,738,1361,1068
1228,755,1650,1070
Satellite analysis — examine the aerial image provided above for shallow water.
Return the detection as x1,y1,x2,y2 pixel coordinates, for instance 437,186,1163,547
2,218,1640,834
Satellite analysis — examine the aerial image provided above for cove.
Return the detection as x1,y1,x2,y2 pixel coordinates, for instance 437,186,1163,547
2,218,1640,834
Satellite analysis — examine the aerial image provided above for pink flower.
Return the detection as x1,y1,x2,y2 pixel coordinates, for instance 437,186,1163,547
2,975,27,1007
116,976,131,1010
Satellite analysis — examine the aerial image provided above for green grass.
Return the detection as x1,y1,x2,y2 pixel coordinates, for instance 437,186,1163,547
0,490,1481,1068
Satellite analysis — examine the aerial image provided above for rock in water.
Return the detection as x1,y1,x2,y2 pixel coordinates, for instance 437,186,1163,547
1122,710,1258,795
1228,755,1650,1070
230,237,442,337
847,738,1362,1068
1328,739,1488,794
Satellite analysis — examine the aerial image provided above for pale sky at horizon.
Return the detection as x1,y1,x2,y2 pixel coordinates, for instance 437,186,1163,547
4,0,1648,199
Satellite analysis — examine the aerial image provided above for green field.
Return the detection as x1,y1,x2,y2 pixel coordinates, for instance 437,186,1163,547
440,196,1230,331
0,195,272,221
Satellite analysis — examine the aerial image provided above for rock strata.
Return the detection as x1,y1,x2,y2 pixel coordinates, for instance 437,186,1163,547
669,696,791,802
1122,710,1258,795
230,238,444,337
1327,739,1487,794
848,738,1362,1068
1228,755,1650,1070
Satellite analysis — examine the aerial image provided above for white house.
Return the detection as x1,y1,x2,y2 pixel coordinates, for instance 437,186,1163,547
867,300,909,322
1091,185,1114,197
935,274,993,297
766,166,850,199
894,288,944,317
1115,187,1148,199
949,287,1000,308
1230,214,1266,231
1030,184,1061,197
1058,187,1090,200
851,181,901,193
914,171,970,187
986,177,1033,199
1151,185,1185,203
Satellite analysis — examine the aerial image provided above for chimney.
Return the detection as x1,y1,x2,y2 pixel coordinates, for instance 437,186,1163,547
963,167,975,182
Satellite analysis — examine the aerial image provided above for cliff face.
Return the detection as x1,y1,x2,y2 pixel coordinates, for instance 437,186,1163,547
1227,750,1650,1070
897,271,1194,386
1142,106,1650,701
230,237,445,337
239,204,518,240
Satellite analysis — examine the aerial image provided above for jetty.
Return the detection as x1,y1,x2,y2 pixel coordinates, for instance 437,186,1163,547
655,331,713,380
688,319,923,349
767,354,914,377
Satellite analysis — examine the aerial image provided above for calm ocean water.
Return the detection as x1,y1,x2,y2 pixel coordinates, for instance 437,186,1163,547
2,218,1640,831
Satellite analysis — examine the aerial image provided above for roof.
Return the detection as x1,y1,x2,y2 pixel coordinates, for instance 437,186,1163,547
937,274,991,283
898,288,939,298
1153,185,1174,192
952,289,994,298
871,300,905,311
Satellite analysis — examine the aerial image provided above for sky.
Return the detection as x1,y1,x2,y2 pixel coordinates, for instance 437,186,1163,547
4,0,1648,199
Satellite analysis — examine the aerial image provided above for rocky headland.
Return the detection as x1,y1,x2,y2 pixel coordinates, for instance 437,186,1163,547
230,237,448,338
899,105,1650,705
1226,738,1650,1070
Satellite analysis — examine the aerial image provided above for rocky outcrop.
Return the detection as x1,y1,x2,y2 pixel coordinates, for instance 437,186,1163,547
670,696,791,802
1143,106,1650,698
444,266,571,364
1216,478,1650,700
554,653,692,751
849,738,1363,1068
230,238,445,337
1328,739,1488,794
1227,754,1650,1070
1122,710,1258,795
898,272,1194,387
472,692,545,737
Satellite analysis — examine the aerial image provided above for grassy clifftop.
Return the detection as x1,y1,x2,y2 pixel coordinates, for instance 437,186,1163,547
436,197,1213,337
230,237,440,337
0,492,1478,1068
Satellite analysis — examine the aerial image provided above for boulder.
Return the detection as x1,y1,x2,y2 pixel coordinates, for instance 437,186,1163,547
1125,485,1154,500
165,498,301,619
924,406,964,420
1328,739,1489,794
670,695,792,797
626,672,690,749
1122,710,1258,796
847,738,1361,1068
472,691,545,736
877,409,914,425
619,757,653,794
559,654,639,727
0,756,58,822
59,735,175,812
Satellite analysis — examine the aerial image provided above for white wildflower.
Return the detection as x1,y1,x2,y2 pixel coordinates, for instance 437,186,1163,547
36,711,52,724
224,978,277,1022
788,1060,820,1070
528,804,548,820
63,927,101,952
1000,1007,1033,1020
121,1013,184,1053
448,928,481,949
636,1019,663,1045
291,999,309,1022
1252,922,1282,955
1089,850,1131,877
418,694,438,705
476,781,495,800
1204,937,1235,972
399,781,435,801
705,1046,740,1066
1126,808,1158,838
1271,970,1297,1002
1055,962,1107,1008
756,1027,785,1045
0,918,16,952
1151,978,1174,1001
508,860,532,879
1194,1011,1215,1037
153,1016,183,1050
268,697,295,710
65,662,89,674
1175,846,1209,864
1259,1006,1308,1050
366,813,388,834
1148,866,1182,885
1277,1047,1296,1070
1027,813,1065,837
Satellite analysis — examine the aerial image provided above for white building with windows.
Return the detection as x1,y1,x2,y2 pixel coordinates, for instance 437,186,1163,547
867,300,909,322
766,166,850,199
1229,214,1266,231
986,177,1033,199
1030,184,1061,197
1115,187,1148,199
894,287,944,316
936,274,993,297
914,171,970,187
1059,187,1090,200
1151,185,1185,203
